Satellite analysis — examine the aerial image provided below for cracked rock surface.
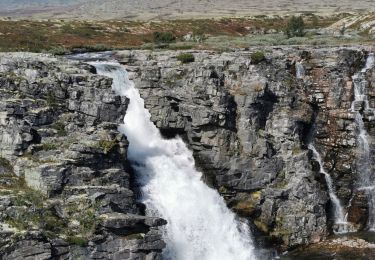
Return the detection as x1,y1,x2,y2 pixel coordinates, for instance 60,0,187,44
115,46,374,248
0,53,165,259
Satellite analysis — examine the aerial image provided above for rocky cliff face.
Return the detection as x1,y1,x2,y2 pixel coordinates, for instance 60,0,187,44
0,53,165,259
115,47,373,248
1,47,374,258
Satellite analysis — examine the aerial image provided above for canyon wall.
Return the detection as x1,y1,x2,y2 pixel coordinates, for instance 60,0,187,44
116,47,374,248
0,46,374,258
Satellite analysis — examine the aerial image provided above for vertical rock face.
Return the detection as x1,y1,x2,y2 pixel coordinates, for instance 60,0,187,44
0,53,165,259
1,48,373,256
116,47,373,248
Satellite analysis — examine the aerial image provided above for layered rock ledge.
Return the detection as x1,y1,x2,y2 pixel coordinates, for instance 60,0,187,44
0,53,165,259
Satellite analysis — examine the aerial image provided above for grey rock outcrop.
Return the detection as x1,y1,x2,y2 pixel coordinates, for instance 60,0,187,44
1,46,374,257
0,53,165,259
115,47,374,248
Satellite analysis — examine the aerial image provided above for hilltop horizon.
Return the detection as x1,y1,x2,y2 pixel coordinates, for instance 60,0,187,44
1,0,375,20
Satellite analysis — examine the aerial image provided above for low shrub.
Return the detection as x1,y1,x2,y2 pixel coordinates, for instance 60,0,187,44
48,46,68,55
250,51,265,64
46,91,57,107
40,143,58,151
98,139,117,154
153,31,176,43
67,236,88,247
177,53,195,63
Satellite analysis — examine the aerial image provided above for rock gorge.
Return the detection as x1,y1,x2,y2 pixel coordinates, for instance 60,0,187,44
0,46,374,258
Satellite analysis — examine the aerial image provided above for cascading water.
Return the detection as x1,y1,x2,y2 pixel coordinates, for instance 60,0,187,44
350,53,375,231
296,61,305,79
308,144,350,233
93,62,257,260
299,60,351,233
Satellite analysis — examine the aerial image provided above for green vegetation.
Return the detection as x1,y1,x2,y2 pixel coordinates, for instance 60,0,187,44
77,209,98,235
153,31,176,44
292,146,302,155
48,46,68,55
40,143,58,151
46,91,57,107
70,44,112,53
250,51,266,64
67,236,88,247
60,23,102,38
3,187,100,245
285,16,305,38
4,189,53,231
98,139,117,154
177,53,195,63
51,122,68,137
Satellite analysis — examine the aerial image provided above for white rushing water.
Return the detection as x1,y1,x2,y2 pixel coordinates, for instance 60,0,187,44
308,144,348,232
351,53,375,231
93,62,257,260
295,61,305,79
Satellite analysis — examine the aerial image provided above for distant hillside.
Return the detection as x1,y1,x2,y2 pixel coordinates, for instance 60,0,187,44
1,0,375,20
0,0,80,10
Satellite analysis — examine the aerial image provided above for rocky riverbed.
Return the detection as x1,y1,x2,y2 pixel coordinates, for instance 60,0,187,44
0,47,375,258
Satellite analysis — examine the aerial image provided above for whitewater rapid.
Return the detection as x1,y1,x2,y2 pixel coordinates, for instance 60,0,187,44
93,62,257,260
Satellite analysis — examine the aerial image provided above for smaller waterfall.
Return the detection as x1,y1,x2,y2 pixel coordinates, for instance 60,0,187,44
351,53,375,231
308,144,350,233
296,61,305,79
351,54,375,115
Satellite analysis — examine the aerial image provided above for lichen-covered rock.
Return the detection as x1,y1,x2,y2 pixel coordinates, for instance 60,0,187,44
115,47,374,249
0,53,165,259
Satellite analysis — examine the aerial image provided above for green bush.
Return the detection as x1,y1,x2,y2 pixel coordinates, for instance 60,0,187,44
177,53,195,63
67,236,88,247
285,16,305,38
48,46,68,56
153,31,176,44
98,139,117,154
250,51,265,64
40,143,58,151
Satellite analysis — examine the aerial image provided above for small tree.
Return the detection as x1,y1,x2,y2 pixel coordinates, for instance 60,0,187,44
285,16,305,38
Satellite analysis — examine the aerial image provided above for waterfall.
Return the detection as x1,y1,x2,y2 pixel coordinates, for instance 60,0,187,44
308,144,349,233
296,61,305,79
351,53,375,231
93,62,257,260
